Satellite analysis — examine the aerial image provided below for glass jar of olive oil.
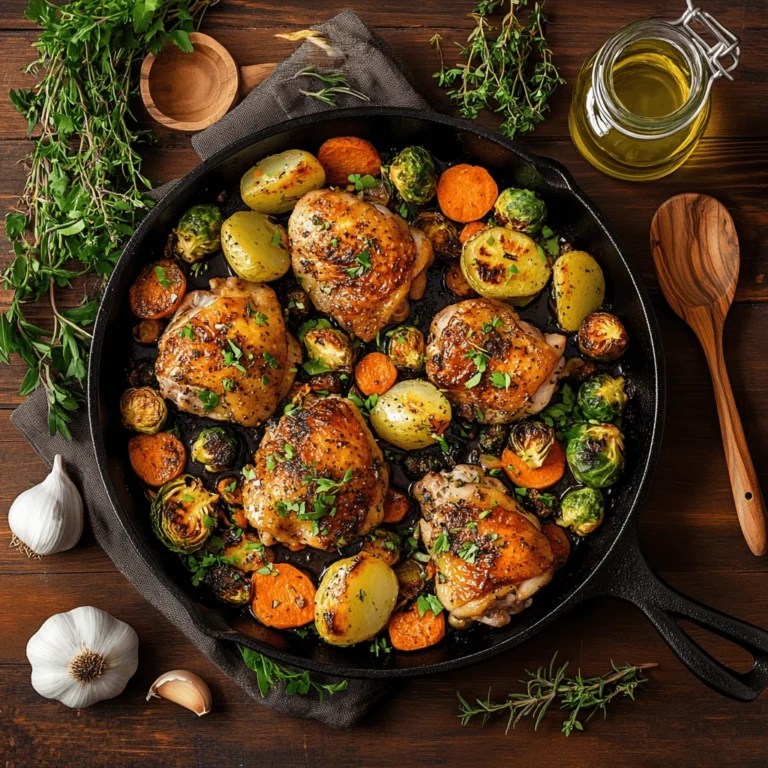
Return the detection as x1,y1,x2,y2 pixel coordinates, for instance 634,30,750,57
569,1,740,181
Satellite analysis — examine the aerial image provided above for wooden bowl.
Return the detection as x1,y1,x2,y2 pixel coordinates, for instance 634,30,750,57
140,32,240,132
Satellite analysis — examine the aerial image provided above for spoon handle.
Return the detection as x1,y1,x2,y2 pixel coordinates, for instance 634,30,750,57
700,328,768,555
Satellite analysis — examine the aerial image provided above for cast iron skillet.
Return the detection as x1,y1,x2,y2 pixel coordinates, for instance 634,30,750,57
88,107,768,698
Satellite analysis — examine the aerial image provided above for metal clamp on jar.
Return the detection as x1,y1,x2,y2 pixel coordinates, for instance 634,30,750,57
568,1,740,181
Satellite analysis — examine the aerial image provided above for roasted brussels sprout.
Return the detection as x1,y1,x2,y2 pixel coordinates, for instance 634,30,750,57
387,326,426,371
394,558,430,603
412,211,460,260
362,177,391,207
578,374,628,422
552,251,606,332
120,387,167,434
221,210,290,282
508,421,555,469
133,319,162,345
577,312,629,362
370,380,452,450
218,529,274,573
128,358,158,389
387,146,437,205
493,188,547,235
174,204,223,263
517,488,557,519
461,226,551,301
445,262,477,298
191,427,240,472
204,564,252,605
314,552,399,646
303,327,353,372
362,528,402,566
566,423,625,488
403,450,445,477
557,487,605,536
150,475,218,553
308,372,346,395
478,423,510,455
216,475,243,506
284,286,312,323
561,357,598,384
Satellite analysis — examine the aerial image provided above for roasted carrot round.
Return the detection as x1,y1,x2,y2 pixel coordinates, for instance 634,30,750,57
388,601,446,651
317,136,382,186
542,523,571,570
129,259,186,320
437,164,498,223
383,487,410,523
502,440,566,489
459,221,488,244
251,563,316,629
355,352,398,396
128,432,186,487
445,262,477,298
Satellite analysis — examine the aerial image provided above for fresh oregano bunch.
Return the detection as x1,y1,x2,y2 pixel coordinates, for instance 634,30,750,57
2,0,218,437
431,0,564,139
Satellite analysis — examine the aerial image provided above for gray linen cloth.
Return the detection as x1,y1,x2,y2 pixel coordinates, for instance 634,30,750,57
11,10,433,728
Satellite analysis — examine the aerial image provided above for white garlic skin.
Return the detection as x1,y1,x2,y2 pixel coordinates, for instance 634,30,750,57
9,454,83,555
26,606,139,709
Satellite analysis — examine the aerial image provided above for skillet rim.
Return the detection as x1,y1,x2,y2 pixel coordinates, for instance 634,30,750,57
87,106,666,679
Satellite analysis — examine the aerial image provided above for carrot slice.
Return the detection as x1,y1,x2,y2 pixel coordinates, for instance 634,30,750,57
317,136,382,186
251,563,316,629
502,440,566,489
445,262,476,298
354,352,397,396
129,259,186,320
459,221,488,244
383,487,410,523
128,432,186,487
542,523,571,570
437,164,498,223
388,601,446,651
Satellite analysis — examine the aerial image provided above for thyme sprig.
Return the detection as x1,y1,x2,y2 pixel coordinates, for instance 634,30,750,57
289,66,369,106
431,0,564,139
2,0,218,437
458,654,656,735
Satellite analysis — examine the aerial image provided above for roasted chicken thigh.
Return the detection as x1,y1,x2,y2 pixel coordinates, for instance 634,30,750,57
426,298,566,423
155,277,299,427
413,464,554,628
288,189,433,341
243,391,389,551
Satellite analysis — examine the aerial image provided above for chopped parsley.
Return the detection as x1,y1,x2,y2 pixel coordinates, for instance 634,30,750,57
179,323,195,339
491,371,512,390
270,227,284,248
346,249,372,279
458,540,480,564
263,351,280,369
190,261,209,278
255,563,278,576
154,265,172,288
433,532,450,554
222,378,235,391
416,594,444,617
199,389,219,412
348,173,378,191
302,358,331,375
225,481,238,493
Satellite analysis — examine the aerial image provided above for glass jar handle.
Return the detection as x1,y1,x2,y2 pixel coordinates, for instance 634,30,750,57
671,0,740,98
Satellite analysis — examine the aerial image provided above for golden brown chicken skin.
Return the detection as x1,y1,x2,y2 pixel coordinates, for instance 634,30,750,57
243,392,389,551
288,189,433,342
425,298,565,423
413,465,554,628
155,278,299,427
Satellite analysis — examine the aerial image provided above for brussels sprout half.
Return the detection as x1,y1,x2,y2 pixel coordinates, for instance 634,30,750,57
174,204,223,263
577,312,629,362
493,188,547,235
191,427,241,473
387,326,426,371
387,146,438,205
508,421,555,469
412,211,461,260
151,475,219,554
557,487,605,536
478,423,510,456
566,423,625,488
120,387,168,434
303,327,354,373
204,564,252,605
577,374,628,422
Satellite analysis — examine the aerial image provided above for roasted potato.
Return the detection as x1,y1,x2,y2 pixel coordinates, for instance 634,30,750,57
240,149,325,214
552,250,605,332
314,552,399,646
221,211,290,282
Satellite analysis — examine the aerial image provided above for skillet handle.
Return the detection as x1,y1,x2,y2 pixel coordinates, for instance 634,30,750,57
588,529,768,701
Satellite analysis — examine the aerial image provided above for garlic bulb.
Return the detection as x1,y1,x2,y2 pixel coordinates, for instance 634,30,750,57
27,606,139,708
147,670,212,715
9,454,83,557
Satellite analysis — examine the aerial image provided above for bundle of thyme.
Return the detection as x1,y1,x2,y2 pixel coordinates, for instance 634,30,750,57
458,654,656,735
2,0,217,437
431,0,564,139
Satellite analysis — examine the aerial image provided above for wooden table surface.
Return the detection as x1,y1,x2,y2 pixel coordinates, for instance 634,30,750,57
2,1,767,765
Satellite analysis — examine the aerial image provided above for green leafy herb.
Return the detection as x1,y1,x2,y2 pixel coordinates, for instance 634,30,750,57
346,249,372,279
431,0,564,139
190,260,209,278
222,378,235,391
348,173,377,191
2,0,217,437
199,389,219,412
302,358,331,375
457,654,656,736
180,323,195,339
263,351,280,369
270,228,284,247
154,265,172,288
289,66,369,106
369,636,392,657
491,371,512,390
434,532,450,554
458,540,480,564
416,594,444,617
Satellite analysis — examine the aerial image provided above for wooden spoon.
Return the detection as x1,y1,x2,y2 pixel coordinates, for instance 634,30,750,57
651,193,768,556
140,33,276,132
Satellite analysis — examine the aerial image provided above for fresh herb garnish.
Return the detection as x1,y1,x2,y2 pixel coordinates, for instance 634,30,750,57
154,266,172,289
348,173,378,191
302,358,331,375
458,540,480,564
416,594,444,617
180,323,195,339
289,66,370,106
491,371,512,390
346,249,372,278
198,389,219,412
434,532,450,554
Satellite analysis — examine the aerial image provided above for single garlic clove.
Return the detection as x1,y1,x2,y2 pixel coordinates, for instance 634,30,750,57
147,670,212,716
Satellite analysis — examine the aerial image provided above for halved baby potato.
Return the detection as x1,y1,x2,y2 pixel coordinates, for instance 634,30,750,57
240,149,325,214
552,250,606,332
221,211,290,282
315,553,399,646
460,226,551,301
